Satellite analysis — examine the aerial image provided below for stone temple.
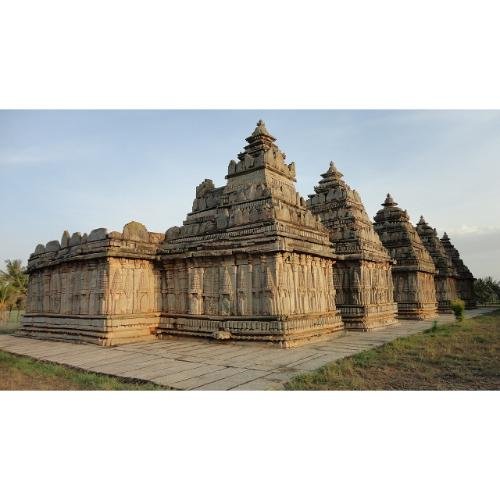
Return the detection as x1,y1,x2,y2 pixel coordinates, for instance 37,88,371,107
440,232,476,309
20,121,475,347
21,121,344,347
307,162,398,330
415,216,459,312
373,194,438,319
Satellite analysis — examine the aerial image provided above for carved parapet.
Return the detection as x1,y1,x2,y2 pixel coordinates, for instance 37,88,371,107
27,221,164,273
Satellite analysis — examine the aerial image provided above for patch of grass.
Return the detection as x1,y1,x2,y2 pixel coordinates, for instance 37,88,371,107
0,350,168,390
0,309,22,334
285,310,500,390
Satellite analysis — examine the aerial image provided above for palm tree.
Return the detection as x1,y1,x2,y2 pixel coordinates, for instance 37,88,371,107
0,281,16,323
1,259,28,291
0,259,28,320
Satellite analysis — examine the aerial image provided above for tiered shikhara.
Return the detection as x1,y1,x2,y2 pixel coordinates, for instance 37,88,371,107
416,216,459,312
156,120,344,346
373,195,439,319
440,232,476,308
20,121,475,347
307,162,398,330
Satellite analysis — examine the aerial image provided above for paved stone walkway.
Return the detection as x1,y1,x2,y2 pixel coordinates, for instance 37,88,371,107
0,309,492,390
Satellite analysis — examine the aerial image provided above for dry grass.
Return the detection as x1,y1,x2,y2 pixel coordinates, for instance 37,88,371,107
0,310,23,335
0,351,168,390
285,310,500,390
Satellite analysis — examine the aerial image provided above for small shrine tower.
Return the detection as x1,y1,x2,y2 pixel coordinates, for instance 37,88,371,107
373,194,438,319
440,232,476,308
307,162,398,330
416,216,459,312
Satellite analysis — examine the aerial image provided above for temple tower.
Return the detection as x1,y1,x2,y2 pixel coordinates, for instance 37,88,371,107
307,162,397,330
440,232,476,308
416,216,459,312
159,121,344,346
373,194,438,319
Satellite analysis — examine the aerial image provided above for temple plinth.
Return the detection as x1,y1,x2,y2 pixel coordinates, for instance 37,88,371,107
374,195,438,320
415,216,459,312
307,162,398,330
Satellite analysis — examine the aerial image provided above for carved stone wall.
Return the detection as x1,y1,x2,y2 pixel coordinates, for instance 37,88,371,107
25,260,109,316
374,195,438,320
415,216,460,312
20,222,163,346
307,162,398,330
440,233,476,308
160,253,336,318
157,252,339,345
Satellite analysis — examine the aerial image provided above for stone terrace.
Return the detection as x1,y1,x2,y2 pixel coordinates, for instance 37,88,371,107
0,308,492,390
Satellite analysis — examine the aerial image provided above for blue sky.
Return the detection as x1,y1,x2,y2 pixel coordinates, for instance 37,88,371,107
1,110,499,279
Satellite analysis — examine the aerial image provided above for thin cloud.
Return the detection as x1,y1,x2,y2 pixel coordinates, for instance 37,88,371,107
0,152,48,166
448,225,500,236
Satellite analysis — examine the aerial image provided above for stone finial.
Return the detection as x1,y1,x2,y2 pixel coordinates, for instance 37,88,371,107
252,119,271,137
382,193,398,207
418,215,426,225
122,221,149,242
442,232,450,241
246,120,276,145
328,160,339,174
61,230,70,248
34,243,46,255
321,160,343,180
69,232,82,246
87,228,108,242
46,240,61,252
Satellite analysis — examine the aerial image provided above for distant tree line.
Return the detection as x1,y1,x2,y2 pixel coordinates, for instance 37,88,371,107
474,277,500,305
0,259,28,322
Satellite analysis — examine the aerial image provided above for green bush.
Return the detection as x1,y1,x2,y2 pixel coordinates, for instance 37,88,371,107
451,299,465,322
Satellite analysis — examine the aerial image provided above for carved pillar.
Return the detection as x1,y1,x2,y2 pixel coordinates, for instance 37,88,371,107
88,262,98,315
79,264,89,315
188,265,203,315
237,257,250,316
219,264,233,316
50,268,61,314
42,270,51,312
98,261,109,315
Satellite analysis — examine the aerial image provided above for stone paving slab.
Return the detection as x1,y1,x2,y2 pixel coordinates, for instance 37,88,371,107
172,367,248,390
0,309,493,390
151,364,231,386
196,369,270,391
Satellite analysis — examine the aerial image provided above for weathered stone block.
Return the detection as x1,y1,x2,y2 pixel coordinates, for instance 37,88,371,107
88,228,108,241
